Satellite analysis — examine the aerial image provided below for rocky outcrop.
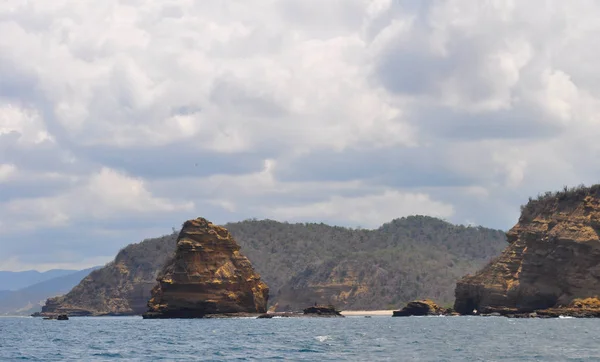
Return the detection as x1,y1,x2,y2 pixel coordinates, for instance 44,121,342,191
392,299,447,316
143,218,268,318
303,305,343,317
455,185,600,316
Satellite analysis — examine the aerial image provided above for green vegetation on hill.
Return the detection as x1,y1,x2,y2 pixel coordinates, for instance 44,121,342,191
228,216,506,310
520,184,600,221
42,216,506,315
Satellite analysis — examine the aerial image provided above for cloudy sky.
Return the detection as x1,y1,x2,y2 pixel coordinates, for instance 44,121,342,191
1,0,600,271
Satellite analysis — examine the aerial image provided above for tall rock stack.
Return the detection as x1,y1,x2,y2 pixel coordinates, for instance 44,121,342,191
143,217,269,318
455,186,600,315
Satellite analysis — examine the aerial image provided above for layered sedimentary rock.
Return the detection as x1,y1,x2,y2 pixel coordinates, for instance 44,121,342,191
274,260,371,311
143,218,268,318
455,186,600,315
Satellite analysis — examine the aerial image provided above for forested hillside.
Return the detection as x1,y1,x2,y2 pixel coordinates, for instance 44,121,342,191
228,216,506,309
41,216,506,315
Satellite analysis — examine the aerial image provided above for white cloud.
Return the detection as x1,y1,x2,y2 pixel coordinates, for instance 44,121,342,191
2,0,600,269
269,190,454,228
0,167,193,233
0,105,53,144
0,255,114,272
0,164,16,182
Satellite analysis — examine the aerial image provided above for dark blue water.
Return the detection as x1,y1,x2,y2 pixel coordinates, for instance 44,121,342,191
1,316,599,361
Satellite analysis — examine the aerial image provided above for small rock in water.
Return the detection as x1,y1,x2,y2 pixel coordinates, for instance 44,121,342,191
393,300,447,317
303,305,343,317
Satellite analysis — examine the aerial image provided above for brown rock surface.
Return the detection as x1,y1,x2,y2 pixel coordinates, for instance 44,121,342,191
455,186,600,315
392,299,447,316
143,218,268,318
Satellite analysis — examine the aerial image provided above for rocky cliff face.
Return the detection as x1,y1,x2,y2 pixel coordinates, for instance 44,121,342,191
455,186,600,315
143,218,268,318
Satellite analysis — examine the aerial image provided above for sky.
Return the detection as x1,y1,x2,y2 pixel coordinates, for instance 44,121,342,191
1,0,600,271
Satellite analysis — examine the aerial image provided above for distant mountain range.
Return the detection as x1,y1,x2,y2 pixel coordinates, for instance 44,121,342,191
0,267,99,315
0,269,81,291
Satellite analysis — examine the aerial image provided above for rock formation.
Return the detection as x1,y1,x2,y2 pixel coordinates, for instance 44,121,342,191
143,218,268,318
455,185,600,316
392,299,447,316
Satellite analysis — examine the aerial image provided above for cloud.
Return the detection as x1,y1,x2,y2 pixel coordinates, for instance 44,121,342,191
269,190,454,228
0,255,114,273
0,167,193,234
0,164,15,182
1,0,600,270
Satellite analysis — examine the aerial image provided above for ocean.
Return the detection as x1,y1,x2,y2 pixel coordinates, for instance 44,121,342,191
0,315,598,361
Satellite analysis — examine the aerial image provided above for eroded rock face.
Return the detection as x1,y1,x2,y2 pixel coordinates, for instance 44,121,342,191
455,190,600,315
143,218,268,318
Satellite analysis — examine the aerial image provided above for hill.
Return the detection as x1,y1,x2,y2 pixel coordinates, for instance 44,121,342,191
229,216,506,310
0,267,99,315
41,216,506,315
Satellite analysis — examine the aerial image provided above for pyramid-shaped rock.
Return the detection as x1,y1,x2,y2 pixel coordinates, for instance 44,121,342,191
143,217,269,318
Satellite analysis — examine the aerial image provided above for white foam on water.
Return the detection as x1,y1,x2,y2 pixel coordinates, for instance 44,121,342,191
315,335,330,342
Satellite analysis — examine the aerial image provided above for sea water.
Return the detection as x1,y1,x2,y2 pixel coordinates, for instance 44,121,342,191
1,316,599,361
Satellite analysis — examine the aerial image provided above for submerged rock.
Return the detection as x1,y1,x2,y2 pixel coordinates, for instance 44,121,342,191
454,186,600,317
392,299,447,316
143,218,269,319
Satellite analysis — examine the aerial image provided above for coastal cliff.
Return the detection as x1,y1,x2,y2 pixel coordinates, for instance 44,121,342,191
40,216,505,315
143,218,268,318
455,185,600,316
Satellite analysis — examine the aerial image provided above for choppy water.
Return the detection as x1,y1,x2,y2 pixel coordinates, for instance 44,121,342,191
1,316,599,361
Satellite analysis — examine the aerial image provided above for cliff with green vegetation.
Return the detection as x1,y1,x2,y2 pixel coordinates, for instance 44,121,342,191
42,216,505,315
455,184,600,316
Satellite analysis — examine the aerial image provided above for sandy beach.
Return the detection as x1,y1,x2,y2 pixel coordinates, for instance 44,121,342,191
340,310,395,316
